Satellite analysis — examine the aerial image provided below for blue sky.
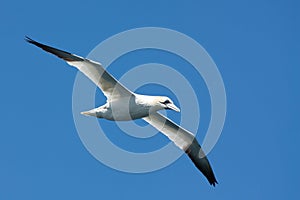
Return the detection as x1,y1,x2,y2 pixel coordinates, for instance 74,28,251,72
1,0,300,199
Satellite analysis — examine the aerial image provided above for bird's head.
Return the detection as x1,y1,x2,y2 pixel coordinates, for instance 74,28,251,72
154,96,180,112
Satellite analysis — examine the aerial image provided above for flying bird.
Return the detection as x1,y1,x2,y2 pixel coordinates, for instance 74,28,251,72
26,36,218,186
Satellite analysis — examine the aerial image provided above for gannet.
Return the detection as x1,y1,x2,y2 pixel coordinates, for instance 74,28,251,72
26,37,218,186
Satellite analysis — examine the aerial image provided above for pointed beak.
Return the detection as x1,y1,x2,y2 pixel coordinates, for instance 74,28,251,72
80,109,97,117
166,103,180,112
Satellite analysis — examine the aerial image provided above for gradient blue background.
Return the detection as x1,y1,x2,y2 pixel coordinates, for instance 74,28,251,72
1,0,299,199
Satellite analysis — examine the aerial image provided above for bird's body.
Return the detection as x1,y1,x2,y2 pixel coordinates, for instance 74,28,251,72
26,37,218,186
82,94,172,121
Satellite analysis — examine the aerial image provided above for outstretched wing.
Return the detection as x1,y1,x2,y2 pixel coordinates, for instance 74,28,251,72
26,37,133,100
143,112,218,186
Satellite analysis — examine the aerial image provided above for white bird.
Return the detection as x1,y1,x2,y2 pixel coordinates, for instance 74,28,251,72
26,37,218,186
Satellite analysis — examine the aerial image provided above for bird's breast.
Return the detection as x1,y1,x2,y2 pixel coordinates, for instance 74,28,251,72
105,99,151,121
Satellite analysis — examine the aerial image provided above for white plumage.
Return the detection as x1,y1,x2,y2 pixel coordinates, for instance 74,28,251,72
26,37,218,186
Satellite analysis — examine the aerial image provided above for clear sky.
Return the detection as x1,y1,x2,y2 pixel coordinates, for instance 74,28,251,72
1,0,299,199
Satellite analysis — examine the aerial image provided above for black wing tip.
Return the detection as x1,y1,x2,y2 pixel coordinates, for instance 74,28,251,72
190,154,219,187
210,179,218,187
186,141,219,187
24,36,47,49
207,168,218,186
206,170,218,187
25,36,37,45
25,35,32,42
25,36,84,62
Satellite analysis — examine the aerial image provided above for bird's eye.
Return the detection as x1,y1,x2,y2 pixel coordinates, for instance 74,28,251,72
162,100,171,104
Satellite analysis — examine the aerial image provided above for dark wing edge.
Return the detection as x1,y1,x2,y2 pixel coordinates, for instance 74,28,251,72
25,36,134,99
25,36,84,62
144,113,218,187
186,140,218,186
